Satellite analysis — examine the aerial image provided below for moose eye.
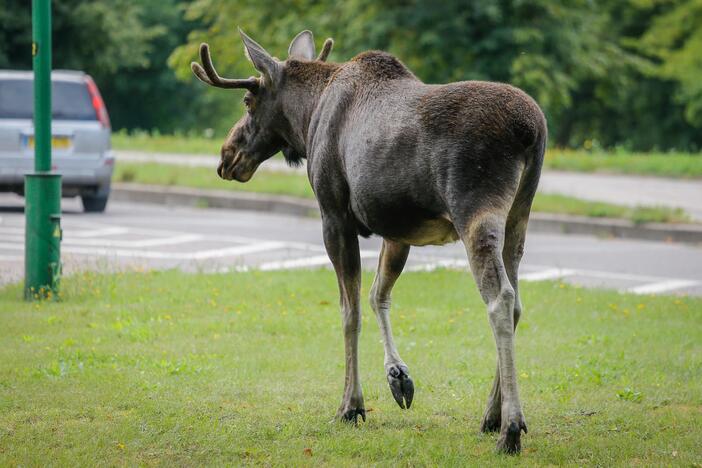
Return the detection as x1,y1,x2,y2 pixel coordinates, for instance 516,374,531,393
243,95,254,110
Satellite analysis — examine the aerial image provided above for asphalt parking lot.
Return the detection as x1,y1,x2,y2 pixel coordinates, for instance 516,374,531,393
1,193,701,296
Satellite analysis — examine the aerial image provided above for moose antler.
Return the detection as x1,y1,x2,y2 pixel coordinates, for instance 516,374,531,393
191,43,259,91
317,38,334,61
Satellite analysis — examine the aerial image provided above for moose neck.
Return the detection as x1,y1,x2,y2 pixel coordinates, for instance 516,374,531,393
280,60,340,157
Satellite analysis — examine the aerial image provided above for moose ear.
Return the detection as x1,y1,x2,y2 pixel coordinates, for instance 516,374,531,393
239,28,279,83
288,30,315,60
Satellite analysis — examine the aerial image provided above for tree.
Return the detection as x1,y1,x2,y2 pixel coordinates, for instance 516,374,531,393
0,0,162,75
636,0,702,127
0,0,209,133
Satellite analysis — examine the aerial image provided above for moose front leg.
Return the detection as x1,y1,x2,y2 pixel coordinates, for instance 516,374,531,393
370,239,414,409
322,216,365,424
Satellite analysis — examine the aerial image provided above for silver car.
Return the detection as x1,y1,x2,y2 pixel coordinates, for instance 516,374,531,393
0,70,114,212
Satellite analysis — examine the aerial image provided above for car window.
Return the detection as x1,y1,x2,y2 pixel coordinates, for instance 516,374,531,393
0,78,97,121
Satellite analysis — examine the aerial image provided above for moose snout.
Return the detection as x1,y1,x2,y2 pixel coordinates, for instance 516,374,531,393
218,147,256,182
218,148,239,180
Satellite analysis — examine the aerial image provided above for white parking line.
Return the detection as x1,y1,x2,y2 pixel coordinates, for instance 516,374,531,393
521,268,576,281
0,254,22,261
2,217,698,296
70,226,130,238
0,227,24,236
0,234,204,248
184,241,287,260
0,240,287,260
407,258,468,272
0,226,130,238
259,255,334,271
258,251,378,271
628,279,699,295
104,234,203,248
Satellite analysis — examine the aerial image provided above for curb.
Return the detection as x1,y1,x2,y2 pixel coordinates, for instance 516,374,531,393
112,183,318,217
112,183,702,245
528,212,702,244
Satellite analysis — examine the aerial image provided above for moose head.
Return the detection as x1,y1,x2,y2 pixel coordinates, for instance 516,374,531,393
191,29,334,182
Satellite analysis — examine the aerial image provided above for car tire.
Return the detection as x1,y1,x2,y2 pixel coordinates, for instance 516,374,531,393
82,194,109,213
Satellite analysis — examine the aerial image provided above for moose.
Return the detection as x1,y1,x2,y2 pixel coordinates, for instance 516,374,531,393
192,29,546,454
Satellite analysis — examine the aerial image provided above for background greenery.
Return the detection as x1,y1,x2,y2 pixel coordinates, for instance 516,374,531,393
2,0,702,151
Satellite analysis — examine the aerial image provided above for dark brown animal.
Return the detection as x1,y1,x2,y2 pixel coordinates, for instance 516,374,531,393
192,29,547,454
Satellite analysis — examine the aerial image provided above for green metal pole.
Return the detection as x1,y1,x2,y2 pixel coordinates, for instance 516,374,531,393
25,0,62,300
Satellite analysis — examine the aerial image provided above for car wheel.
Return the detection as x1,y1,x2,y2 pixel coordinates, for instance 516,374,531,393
81,194,109,213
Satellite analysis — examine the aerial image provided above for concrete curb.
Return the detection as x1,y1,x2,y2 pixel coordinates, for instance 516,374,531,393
112,183,702,245
528,212,702,244
112,183,318,217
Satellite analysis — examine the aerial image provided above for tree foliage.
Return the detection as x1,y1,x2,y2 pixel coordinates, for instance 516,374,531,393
2,0,702,150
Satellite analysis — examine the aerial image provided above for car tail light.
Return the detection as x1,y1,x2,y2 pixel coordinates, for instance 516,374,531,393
84,76,111,129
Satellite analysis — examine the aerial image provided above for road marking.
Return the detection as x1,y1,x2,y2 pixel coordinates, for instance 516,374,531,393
184,241,286,260
628,279,699,295
0,234,203,248
0,240,287,260
70,226,130,238
258,250,378,271
0,227,24,236
521,263,672,283
100,234,202,248
521,268,576,281
0,226,130,238
2,215,698,296
259,255,333,271
0,254,22,261
407,259,468,272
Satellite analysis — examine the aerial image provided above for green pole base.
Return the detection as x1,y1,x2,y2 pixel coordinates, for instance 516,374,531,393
24,173,62,301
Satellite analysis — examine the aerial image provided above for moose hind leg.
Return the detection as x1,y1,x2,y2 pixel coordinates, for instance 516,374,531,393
463,213,527,454
322,216,365,424
370,239,414,409
481,362,502,433
481,216,528,433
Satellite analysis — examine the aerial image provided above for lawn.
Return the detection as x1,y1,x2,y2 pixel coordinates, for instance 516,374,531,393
114,162,692,224
116,161,314,200
112,132,702,178
1,270,700,465
112,131,222,155
545,149,702,179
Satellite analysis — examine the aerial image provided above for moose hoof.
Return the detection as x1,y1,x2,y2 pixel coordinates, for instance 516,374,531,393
337,407,366,425
387,364,414,409
495,421,528,455
480,409,501,433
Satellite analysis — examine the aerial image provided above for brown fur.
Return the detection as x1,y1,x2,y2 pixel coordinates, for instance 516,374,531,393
285,59,340,86
191,30,548,454
350,51,415,80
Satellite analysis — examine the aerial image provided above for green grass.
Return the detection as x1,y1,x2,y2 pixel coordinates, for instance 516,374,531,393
545,148,702,178
112,131,221,155
532,193,690,224
1,270,700,465
114,162,692,224
112,133,702,178
115,162,314,199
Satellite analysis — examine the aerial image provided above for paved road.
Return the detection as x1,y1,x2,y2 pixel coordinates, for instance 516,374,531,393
538,170,702,221
116,150,702,220
2,194,701,296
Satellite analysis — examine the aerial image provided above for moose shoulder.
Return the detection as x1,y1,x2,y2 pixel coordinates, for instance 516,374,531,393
192,29,546,455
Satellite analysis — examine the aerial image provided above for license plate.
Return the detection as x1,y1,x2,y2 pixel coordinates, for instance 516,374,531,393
26,136,72,150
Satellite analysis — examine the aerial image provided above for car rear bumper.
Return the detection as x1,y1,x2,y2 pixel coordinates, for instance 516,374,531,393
0,152,114,196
